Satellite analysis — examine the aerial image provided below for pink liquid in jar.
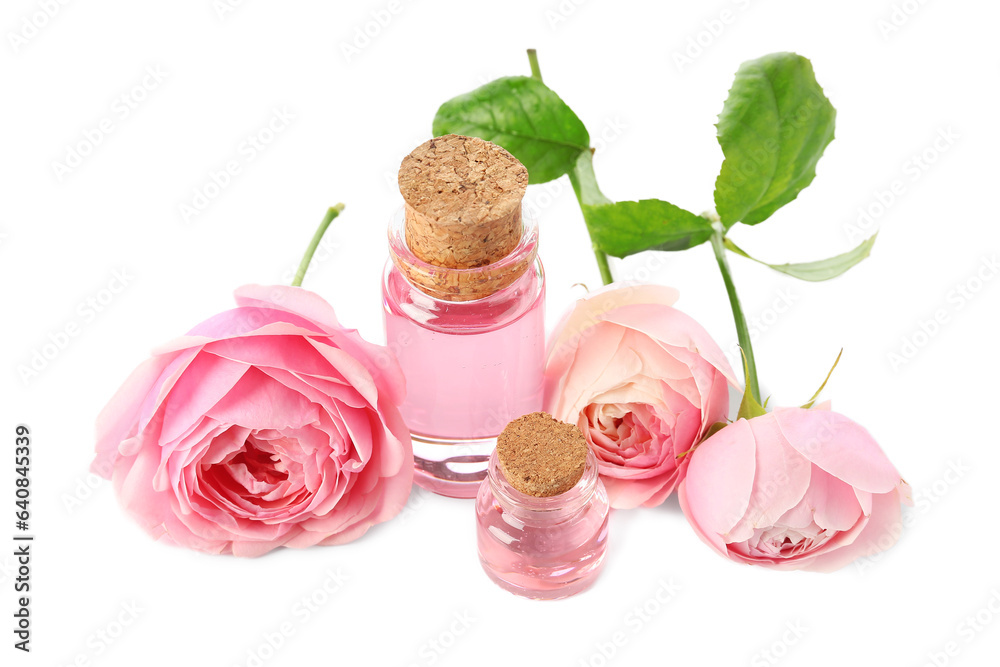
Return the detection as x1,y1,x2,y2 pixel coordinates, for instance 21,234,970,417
476,449,610,599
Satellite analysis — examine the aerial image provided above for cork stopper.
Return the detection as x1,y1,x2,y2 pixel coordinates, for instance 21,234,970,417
397,135,531,301
496,412,589,498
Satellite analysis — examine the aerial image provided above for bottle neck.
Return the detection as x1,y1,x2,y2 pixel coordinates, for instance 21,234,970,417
387,207,538,303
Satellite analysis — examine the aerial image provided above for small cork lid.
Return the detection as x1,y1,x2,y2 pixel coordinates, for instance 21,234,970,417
397,135,532,301
496,412,589,498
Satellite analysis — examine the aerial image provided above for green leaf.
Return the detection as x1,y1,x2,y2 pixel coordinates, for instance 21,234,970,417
724,233,877,282
714,52,836,228
582,199,714,258
432,76,590,184
802,349,843,409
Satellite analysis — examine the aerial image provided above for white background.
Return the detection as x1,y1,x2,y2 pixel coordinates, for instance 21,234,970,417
1,1,997,665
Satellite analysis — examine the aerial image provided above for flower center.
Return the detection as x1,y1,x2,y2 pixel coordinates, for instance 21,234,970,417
232,437,289,485
752,523,834,558
197,431,311,518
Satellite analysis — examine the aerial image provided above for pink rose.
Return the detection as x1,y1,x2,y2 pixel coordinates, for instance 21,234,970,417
92,284,413,557
678,407,911,572
544,284,738,509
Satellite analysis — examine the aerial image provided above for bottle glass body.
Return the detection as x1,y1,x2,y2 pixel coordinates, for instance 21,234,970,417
382,208,545,498
475,449,610,600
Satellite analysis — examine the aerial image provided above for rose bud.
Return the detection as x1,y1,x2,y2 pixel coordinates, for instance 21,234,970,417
544,284,738,509
678,407,912,571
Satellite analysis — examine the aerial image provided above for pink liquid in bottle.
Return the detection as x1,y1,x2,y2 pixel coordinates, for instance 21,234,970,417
382,209,545,498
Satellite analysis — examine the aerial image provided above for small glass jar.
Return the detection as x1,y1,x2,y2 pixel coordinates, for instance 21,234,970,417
475,447,610,600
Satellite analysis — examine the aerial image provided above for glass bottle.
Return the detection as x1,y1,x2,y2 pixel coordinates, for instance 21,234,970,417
382,135,545,498
475,448,609,600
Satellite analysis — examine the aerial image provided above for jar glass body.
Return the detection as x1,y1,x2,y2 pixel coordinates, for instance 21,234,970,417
382,208,545,498
475,448,610,600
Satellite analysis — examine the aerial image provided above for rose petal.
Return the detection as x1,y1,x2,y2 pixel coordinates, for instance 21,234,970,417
205,368,318,430
234,284,341,330
732,414,812,534
158,352,250,443
545,282,680,363
773,407,902,494
682,419,757,536
600,303,739,389
546,322,628,420
800,490,903,573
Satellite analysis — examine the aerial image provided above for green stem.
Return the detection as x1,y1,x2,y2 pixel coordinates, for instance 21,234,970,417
291,204,345,287
568,151,614,285
593,249,613,286
709,221,760,402
527,49,542,82
526,49,613,285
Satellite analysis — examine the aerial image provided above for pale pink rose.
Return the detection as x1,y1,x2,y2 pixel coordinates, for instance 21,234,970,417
92,284,413,557
544,284,738,509
678,407,911,572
